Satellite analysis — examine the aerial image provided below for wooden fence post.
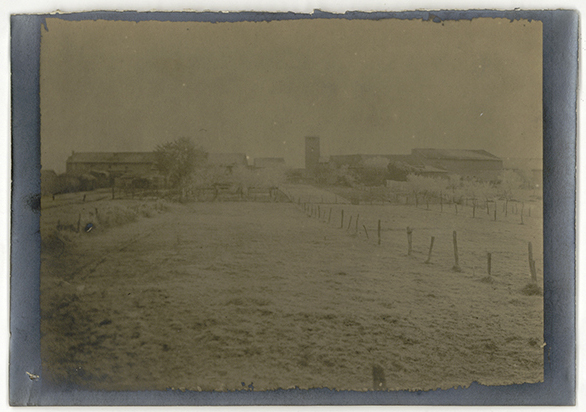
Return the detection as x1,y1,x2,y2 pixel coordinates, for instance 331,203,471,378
341,210,344,228
363,225,369,239
318,205,321,219
406,226,413,256
378,220,381,245
472,200,476,218
347,216,353,231
487,252,492,277
505,199,508,216
520,203,525,225
328,208,332,224
494,204,497,221
528,242,537,282
452,231,462,272
440,191,443,212
486,199,490,215
355,214,360,234
425,236,435,264
112,185,115,199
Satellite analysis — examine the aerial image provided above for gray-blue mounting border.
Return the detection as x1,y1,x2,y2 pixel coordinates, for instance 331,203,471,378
10,9,577,406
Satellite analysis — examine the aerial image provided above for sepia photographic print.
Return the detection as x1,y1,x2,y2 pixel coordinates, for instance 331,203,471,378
9,8,578,406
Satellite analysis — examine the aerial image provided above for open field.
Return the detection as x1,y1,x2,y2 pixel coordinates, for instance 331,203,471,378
40,187,543,392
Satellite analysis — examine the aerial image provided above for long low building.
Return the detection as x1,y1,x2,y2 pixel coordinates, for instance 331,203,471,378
327,149,503,181
411,149,503,181
66,152,159,177
67,151,252,175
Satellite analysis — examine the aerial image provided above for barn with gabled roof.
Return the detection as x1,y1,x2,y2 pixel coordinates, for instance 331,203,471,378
66,151,158,178
411,148,503,181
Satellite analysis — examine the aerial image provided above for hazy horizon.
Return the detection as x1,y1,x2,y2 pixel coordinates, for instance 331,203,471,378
41,17,542,173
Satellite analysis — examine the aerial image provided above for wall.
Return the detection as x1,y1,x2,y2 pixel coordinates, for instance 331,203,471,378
422,159,503,180
66,162,154,177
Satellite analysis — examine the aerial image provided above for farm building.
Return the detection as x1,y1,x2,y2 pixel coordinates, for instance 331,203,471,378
328,154,445,183
503,157,543,188
329,154,417,169
412,165,451,178
302,136,502,184
411,149,503,181
66,152,158,178
207,153,248,173
253,157,286,169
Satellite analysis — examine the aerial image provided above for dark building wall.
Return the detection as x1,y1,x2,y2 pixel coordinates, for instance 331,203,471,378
427,159,503,173
305,136,320,176
411,149,503,181
66,162,153,177
421,159,502,181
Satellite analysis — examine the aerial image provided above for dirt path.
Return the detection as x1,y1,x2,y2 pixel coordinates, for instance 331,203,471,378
41,201,543,392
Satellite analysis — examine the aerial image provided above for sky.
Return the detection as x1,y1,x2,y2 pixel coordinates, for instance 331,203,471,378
40,16,542,173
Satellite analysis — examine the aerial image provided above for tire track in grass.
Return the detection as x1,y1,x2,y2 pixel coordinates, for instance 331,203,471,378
70,219,171,282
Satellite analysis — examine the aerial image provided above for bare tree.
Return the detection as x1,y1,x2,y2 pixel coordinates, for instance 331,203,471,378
154,137,208,190
498,170,524,201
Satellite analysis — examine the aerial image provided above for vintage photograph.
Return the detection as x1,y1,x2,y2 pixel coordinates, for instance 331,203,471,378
39,16,544,392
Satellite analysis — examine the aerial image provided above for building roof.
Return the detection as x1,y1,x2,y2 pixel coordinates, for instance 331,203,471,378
412,149,501,161
254,157,286,168
67,152,157,164
207,153,248,166
502,157,543,171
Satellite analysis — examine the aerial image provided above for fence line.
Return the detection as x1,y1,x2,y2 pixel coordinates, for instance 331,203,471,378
291,199,540,285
